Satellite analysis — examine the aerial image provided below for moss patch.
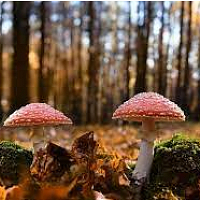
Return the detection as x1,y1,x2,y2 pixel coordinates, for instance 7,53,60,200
0,141,33,187
143,134,200,199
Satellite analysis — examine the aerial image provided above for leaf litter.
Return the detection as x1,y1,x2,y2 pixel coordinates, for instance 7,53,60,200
1,123,198,200
1,128,138,200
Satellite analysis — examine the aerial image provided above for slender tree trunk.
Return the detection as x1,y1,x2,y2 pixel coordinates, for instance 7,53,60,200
135,2,152,94
38,2,48,103
10,2,30,113
87,2,100,124
164,3,172,98
76,4,83,124
164,32,170,97
70,14,76,120
70,11,83,124
124,1,131,100
53,44,59,107
175,2,184,104
182,2,192,115
158,2,166,95
152,36,158,91
96,2,102,123
61,2,70,114
193,28,200,120
0,2,4,121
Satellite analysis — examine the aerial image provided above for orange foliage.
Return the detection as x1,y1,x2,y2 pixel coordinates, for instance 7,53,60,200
0,130,138,200
5,186,23,200
37,179,77,200
0,187,6,200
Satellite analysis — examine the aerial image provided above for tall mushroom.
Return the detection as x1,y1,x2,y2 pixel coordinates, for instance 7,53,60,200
112,92,185,184
3,103,73,152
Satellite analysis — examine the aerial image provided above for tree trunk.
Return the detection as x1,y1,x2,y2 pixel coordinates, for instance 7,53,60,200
75,3,83,124
181,2,192,115
87,2,100,124
163,3,172,98
175,2,184,105
158,2,166,95
193,27,200,120
124,1,131,100
0,2,4,121
70,14,76,120
61,2,71,115
134,2,152,94
70,10,84,124
38,2,49,103
10,2,31,113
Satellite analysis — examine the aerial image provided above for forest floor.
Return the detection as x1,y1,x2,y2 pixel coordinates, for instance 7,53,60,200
1,122,200,159
1,122,200,200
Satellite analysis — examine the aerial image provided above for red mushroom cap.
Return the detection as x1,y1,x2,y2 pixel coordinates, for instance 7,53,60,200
112,92,185,122
3,103,73,127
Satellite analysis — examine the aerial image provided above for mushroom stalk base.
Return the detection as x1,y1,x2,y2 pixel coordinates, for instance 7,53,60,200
132,140,154,183
132,118,156,185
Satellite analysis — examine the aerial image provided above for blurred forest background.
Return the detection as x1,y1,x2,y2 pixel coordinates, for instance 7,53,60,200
0,1,200,125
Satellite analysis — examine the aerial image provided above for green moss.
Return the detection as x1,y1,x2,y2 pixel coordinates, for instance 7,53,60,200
0,141,33,187
143,134,200,200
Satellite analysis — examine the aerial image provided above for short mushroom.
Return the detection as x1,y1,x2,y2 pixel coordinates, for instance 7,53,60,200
112,92,185,184
3,103,73,152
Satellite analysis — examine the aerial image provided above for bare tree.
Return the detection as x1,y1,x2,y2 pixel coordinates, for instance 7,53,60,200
87,2,100,124
158,2,167,95
38,1,49,102
61,4,75,117
10,2,31,113
75,3,84,124
175,2,184,104
69,9,76,119
0,2,4,121
193,32,200,120
135,2,152,94
124,1,131,100
181,2,192,115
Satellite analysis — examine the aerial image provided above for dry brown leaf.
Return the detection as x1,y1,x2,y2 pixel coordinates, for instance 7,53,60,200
0,187,6,200
119,174,130,186
1,129,137,200
5,186,23,200
37,177,78,200
31,142,74,182
72,132,98,162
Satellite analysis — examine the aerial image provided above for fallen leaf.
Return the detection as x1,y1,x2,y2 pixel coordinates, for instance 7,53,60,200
0,186,6,200
5,186,23,200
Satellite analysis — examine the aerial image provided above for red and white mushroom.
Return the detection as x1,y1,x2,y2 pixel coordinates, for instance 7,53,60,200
112,92,185,184
3,103,73,151
4,103,72,127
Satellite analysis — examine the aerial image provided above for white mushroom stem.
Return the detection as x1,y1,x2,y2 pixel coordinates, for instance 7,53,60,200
132,118,156,182
29,127,48,153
